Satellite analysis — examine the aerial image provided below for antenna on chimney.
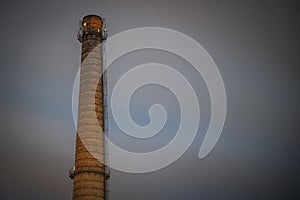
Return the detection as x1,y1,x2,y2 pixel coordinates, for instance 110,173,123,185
102,18,108,40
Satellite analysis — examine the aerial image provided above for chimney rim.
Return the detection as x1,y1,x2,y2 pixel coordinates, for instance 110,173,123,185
83,14,103,20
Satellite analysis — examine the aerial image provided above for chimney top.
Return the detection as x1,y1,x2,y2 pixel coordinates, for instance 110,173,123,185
83,14,102,20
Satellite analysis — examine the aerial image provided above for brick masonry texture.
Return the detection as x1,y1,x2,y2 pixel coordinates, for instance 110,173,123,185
73,15,106,200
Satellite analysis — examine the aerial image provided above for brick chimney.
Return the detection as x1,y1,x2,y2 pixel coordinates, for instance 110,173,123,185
72,15,108,200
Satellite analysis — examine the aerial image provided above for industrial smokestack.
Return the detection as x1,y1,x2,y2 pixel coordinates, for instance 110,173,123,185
71,15,108,200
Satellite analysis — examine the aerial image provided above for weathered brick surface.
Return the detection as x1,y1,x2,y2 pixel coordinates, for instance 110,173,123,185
73,15,106,200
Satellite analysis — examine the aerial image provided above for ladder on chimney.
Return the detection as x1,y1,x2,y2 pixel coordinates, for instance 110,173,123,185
103,35,110,200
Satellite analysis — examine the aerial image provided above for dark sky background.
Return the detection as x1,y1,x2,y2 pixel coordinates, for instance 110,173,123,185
0,0,299,199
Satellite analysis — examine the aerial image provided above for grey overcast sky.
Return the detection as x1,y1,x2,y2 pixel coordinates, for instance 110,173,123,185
0,0,299,199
